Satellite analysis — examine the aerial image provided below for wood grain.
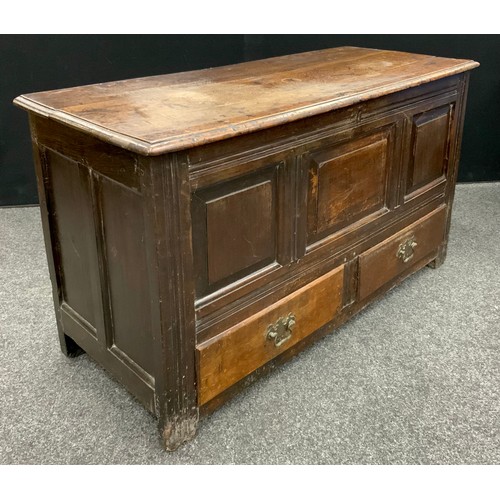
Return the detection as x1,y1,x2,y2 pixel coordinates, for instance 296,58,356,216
16,49,477,450
48,150,100,328
191,164,282,297
192,78,464,336
358,205,447,300
206,181,275,285
138,154,199,450
307,130,389,239
14,47,478,155
406,105,452,195
197,265,344,405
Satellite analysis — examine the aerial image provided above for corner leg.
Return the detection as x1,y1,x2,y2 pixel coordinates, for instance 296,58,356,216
159,411,199,451
142,155,199,453
427,243,448,270
59,332,85,358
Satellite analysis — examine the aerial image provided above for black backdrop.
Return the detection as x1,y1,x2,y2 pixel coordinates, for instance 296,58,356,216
1,35,499,206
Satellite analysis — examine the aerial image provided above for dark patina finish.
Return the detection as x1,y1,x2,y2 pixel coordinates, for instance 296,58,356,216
14,47,479,450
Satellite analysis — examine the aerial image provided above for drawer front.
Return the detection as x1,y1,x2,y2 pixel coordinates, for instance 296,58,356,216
197,265,344,405
358,206,447,300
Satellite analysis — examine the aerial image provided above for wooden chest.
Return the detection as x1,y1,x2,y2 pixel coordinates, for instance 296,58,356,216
14,47,479,450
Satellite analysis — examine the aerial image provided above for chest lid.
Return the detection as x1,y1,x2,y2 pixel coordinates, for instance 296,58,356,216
14,46,478,156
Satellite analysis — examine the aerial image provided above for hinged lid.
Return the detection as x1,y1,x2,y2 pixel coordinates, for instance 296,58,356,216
14,46,478,156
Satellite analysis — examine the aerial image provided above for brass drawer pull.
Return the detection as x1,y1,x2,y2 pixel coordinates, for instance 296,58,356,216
397,236,418,263
266,313,296,348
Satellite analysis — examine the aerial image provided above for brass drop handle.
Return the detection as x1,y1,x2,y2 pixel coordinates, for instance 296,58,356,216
266,313,296,348
397,236,418,263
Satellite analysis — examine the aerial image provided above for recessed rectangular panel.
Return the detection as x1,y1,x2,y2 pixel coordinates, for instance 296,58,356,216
307,131,390,242
207,180,275,285
99,177,153,374
406,106,451,195
192,166,279,297
48,150,99,327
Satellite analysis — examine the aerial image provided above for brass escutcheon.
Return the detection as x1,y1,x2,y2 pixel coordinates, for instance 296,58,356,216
266,313,296,348
397,236,418,263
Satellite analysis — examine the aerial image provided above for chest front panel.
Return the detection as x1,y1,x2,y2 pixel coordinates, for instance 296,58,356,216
188,77,465,404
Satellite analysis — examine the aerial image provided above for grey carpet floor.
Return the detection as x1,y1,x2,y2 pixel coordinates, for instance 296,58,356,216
1,183,499,464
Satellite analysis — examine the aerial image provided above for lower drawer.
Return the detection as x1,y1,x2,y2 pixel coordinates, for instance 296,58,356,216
197,265,344,405
358,205,447,300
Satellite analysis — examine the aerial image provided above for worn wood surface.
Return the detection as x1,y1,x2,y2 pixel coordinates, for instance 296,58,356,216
307,129,391,240
197,265,344,405
199,240,441,417
16,48,478,450
29,116,156,413
192,166,279,294
407,105,452,195
139,154,199,451
14,47,478,155
358,205,447,300
191,77,460,340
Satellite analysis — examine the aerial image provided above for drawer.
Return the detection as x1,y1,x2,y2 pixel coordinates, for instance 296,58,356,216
197,265,344,405
358,206,447,301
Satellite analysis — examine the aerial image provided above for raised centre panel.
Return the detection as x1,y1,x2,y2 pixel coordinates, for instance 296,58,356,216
47,149,101,331
192,163,288,298
405,104,453,199
97,176,153,374
306,126,396,246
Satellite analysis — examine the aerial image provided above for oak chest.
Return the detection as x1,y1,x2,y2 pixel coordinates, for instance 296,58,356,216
14,47,479,450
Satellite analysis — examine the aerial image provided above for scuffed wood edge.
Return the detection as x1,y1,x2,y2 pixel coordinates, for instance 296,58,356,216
139,153,199,450
14,95,155,156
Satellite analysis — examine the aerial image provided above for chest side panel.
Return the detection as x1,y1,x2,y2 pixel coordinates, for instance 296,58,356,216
30,115,156,412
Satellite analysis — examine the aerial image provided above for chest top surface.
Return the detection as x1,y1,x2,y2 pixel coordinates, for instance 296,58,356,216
14,46,478,156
